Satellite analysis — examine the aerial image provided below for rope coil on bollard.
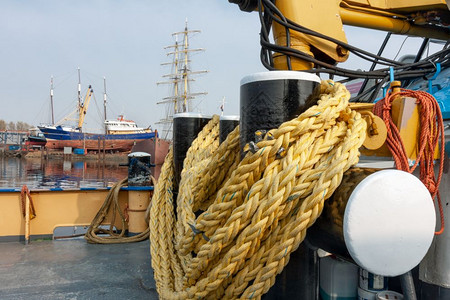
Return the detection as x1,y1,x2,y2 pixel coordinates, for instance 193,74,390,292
150,80,367,299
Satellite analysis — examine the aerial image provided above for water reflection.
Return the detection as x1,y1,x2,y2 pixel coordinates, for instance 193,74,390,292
0,157,132,190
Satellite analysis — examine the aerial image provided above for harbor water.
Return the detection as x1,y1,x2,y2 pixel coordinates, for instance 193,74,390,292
0,157,131,190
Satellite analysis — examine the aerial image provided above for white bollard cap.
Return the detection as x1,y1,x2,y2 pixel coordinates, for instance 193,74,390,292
344,170,436,276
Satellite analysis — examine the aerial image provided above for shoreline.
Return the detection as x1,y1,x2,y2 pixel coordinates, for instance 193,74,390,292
23,150,129,163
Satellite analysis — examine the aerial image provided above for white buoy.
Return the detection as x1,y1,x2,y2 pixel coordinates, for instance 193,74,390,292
343,169,436,276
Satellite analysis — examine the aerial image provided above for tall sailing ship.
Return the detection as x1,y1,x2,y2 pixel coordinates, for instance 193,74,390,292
156,20,208,140
132,21,207,162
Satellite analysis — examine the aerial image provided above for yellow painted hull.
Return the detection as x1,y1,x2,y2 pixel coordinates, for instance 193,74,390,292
0,189,130,242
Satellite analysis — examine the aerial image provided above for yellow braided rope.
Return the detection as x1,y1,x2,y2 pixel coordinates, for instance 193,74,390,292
150,80,367,299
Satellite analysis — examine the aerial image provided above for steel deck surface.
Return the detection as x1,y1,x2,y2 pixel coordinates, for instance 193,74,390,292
0,239,157,300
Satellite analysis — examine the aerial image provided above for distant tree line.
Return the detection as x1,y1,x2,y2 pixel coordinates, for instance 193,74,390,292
0,119,32,131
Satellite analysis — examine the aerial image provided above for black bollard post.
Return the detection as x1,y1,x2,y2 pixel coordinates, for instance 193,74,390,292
127,152,153,236
128,152,152,187
173,113,211,188
239,71,321,156
219,115,239,144
239,71,321,300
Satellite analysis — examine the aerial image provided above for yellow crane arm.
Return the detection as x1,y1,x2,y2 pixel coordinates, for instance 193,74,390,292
77,85,94,130
230,0,450,70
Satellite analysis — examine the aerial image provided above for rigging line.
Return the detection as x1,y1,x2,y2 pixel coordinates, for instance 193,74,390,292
54,99,78,123
52,69,77,79
82,69,105,80
52,71,77,90
33,98,50,125
34,90,56,124
103,93,124,118
90,93,104,127
393,36,409,61
82,73,103,92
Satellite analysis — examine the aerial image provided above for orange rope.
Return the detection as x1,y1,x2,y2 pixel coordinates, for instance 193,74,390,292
373,89,445,235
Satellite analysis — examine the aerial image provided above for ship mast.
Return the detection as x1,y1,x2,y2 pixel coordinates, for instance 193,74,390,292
77,68,82,116
50,76,55,125
103,77,107,134
156,20,208,140
49,69,95,129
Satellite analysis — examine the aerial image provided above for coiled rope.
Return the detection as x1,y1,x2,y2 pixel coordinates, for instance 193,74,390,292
150,80,366,299
85,177,154,244
373,88,445,234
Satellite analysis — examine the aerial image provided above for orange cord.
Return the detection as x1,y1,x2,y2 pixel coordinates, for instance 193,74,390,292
373,89,445,235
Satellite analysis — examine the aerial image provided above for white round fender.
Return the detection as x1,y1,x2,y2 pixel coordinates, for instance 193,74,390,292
343,169,436,276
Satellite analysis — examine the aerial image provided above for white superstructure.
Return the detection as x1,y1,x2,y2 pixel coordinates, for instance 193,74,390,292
104,116,151,134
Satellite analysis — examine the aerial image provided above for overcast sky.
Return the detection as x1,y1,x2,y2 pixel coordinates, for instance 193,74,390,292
1,1,437,132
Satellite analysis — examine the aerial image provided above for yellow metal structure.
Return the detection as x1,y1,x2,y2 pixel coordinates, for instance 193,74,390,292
362,115,387,150
360,95,424,159
342,0,448,12
339,8,450,40
269,0,450,70
259,0,447,160
349,103,388,150
272,0,349,70
77,85,94,130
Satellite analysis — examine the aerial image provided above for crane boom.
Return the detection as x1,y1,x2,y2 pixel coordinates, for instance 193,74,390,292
230,0,450,70
77,85,94,130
